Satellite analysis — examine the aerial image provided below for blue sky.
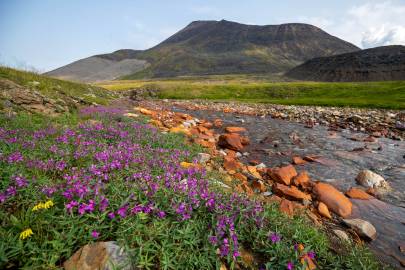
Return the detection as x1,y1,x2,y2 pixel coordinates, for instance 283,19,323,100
1,0,405,71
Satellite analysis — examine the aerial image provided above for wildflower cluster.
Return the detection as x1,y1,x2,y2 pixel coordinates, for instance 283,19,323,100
0,108,376,269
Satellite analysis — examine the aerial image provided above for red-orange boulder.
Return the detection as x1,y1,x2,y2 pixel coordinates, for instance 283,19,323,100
293,171,310,188
292,156,307,165
313,182,352,218
225,127,247,133
273,183,311,201
270,165,298,185
218,133,244,151
345,187,372,200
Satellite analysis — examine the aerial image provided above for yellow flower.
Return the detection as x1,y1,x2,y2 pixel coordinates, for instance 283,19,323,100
44,200,54,209
19,228,33,240
32,200,54,211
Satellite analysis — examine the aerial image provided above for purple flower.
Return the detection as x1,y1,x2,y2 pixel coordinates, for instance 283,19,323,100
107,212,115,219
287,261,294,270
208,235,217,245
269,232,281,244
7,152,23,163
0,193,7,203
66,200,78,212
14,175,28,188
6,186,17,196
307,251,316,259
99,197,109,212
91,230,99,239
117,205,128,218
156,211,166,219
131,205,143,214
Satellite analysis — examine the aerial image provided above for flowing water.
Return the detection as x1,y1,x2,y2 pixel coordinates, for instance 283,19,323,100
168,105,405,268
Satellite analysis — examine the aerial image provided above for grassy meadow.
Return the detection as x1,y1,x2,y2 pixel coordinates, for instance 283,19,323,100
97,76,405,110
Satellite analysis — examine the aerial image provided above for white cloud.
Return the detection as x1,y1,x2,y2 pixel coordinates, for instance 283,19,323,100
297,1,405,48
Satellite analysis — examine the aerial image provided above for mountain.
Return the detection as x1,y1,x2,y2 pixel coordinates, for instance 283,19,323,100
46,20,360,81
45,50,148,82
286,45,405,82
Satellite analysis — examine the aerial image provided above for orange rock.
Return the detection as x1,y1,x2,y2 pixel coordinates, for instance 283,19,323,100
169,126,190,136
214,119,223,127
318,202,332,219
240,136,250,145
201,122,213,129
236,182,254,196
303,155,321,162
148,119,163,127
195,139,216,149
270,165,298,185
313,182,352,218
218,133,244,151
345,187,372,200
139,108,154,115
247,166,262,179
265,195,283,204
292,156,307,165
273,183,312,201
225,127,247,133
223,156,242,173
293,171,310,188
223,108,232,113
234,172,248,182
197,126,209,133
280,199,294,216
251,180,266,192
225,149,237,158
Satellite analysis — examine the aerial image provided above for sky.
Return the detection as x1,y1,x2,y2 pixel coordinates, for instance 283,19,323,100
1,0,405,72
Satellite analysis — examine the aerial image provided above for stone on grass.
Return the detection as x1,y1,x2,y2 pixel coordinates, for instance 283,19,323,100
197,153,211,164
342,218,377,241
64,241,133,270
333,230,350,242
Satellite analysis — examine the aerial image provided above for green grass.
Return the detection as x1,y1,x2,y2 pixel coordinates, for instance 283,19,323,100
0,111,388,269
98,77,405,110
0,66,118,106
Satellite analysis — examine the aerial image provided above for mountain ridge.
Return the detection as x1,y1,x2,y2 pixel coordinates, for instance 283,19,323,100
46,19,360,81
286,45,405,82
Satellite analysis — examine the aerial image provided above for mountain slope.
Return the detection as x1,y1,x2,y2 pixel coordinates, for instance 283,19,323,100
46,50,148,82
46,20,360,81
1,66,118,115
286,45,405,82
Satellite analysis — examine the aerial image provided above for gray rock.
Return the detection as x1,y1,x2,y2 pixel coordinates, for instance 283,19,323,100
256,163,267,169
64,241,134,270
333,229,350,242
356,170,389,189
343,218,377,241
197,153,211,164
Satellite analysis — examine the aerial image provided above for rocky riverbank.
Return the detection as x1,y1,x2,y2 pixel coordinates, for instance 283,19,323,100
132,99,405,268
146,99,405,140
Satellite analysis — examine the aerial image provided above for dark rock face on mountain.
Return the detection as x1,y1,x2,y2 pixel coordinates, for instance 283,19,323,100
286,45,405,82
46,20,360,81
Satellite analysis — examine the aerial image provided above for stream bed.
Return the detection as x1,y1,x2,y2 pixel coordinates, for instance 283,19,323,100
169,105,405,268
